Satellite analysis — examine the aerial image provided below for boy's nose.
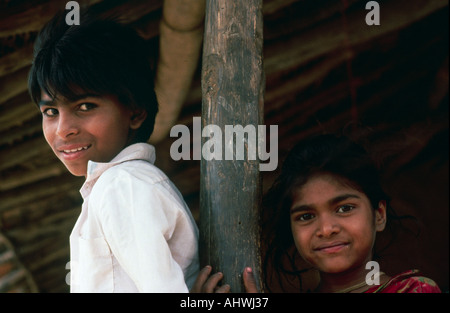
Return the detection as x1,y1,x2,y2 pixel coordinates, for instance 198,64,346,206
56,113,79,138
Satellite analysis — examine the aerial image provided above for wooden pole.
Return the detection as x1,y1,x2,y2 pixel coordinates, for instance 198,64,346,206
200,0,264,292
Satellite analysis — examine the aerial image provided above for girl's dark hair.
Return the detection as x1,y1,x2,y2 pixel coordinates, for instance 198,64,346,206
28,10,158,142
261,134,409,292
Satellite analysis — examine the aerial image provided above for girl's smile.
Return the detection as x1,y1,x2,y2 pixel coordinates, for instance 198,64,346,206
313,241,350,254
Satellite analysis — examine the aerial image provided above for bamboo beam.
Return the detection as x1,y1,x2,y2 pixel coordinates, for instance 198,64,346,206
1,189,80,230
0,118,42,147
0,92,40,133
8,207,79,254
0,42,33,77
0,173,83,213
0,136,51,171
200,0,264,292
0,161,67,192
0,66,29,106
150,0,205,143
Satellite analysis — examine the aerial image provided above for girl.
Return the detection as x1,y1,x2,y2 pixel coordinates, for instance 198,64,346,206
259,134,441,293
192,134,441,293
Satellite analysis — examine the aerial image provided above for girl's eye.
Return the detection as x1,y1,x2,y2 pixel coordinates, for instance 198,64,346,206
337,205,355,213
79,103,96,111
42,108,58,117
295,212,315,221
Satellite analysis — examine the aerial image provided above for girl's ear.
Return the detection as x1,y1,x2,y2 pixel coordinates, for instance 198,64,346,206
375,200,387,232
129,109,147,130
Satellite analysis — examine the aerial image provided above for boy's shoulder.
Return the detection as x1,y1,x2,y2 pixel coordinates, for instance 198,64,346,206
99,158,169,186
90,159,185,212
87,143,187,209
91,143,168,186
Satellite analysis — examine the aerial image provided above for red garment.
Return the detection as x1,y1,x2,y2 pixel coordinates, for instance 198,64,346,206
365,270,441,293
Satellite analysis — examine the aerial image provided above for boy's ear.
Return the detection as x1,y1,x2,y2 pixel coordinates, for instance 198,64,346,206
375,200,387,232
129,109,147,130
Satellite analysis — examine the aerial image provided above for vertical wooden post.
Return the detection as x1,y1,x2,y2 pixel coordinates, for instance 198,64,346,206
200,0,264,292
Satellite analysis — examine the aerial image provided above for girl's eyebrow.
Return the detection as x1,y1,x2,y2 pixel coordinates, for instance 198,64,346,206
290,204,312,215
290,194,361,215
329,194,361,205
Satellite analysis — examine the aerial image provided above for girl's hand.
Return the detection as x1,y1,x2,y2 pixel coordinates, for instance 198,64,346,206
190,265,231,293
243,267,259,293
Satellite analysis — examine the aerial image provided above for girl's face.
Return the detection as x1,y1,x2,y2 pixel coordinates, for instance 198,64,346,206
40,91,146,177
289,173,386,275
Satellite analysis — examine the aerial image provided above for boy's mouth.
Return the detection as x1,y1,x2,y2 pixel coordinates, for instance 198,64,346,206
61,145,90,154
57,144,91,160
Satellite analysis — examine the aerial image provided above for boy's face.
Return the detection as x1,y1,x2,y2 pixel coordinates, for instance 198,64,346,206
39,90,144,177
289,173,386,277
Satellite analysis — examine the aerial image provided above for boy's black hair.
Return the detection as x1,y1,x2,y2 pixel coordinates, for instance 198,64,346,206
28,10,158,143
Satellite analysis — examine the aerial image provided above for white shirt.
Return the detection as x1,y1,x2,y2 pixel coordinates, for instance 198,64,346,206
69,143,199,292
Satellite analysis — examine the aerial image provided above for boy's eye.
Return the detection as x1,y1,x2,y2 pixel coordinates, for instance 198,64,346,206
337,204,355,213
42,108,58,117
79,103,96,111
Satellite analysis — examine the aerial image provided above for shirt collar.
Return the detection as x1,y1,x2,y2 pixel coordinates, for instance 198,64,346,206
80,143,156,198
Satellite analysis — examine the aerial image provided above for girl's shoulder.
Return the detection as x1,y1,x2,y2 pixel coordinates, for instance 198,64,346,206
366,269,441,293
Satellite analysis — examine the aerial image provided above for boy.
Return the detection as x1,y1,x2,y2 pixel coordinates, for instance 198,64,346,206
28,12,199,292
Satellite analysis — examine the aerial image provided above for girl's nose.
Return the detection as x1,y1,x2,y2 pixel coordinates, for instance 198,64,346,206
56,113,79,138
316,215,340,238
